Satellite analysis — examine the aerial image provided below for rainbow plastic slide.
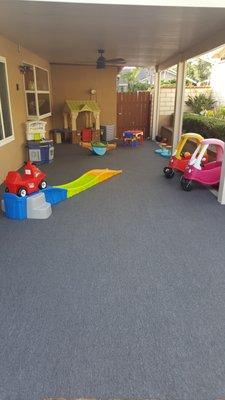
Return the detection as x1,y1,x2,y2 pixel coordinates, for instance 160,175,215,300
55,168,122,198
1,169,122,220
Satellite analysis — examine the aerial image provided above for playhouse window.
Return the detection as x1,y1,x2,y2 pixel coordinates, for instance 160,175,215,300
24,64,51,119
0,57,14,147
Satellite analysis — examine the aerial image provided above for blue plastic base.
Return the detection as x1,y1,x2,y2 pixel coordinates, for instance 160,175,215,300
92,147,107,156
155,148,163,154
2,187,67,221
3,193,27,220
43,187,67,204
154,148,172,157
161,150,172,158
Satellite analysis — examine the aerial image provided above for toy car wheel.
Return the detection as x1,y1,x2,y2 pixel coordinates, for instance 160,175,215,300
17,187,27,197
181,177,192,191
39,180,47,190
163,167,174,179
5,187,9,193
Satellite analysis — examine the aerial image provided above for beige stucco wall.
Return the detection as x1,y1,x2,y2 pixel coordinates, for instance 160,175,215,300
0,35,52,183
159,87,212,119
150,86,212,136
51,64,117,129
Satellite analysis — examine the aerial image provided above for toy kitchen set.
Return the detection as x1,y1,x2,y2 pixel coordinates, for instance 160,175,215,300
26,121,54,164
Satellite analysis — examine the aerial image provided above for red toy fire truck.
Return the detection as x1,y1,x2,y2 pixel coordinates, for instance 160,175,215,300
4,161,47,197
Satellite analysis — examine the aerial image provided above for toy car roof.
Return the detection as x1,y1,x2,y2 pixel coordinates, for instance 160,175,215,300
181,133,203,141
202,138,225,149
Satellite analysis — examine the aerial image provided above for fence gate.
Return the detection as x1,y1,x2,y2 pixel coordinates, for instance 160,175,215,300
117,92,152,139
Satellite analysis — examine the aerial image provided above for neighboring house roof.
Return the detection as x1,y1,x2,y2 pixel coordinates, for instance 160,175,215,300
64,100,100,113
137,67,155,82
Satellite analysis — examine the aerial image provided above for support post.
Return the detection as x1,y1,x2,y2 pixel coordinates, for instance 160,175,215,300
93,112,100,130
63,112,68,129
71,112,78,131
71,111,79,144
173,60,186,151
218,156,225,204
151,69,161,140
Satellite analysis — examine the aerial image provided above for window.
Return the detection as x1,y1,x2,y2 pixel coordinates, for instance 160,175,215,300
0,57,14,146
24,64,51,119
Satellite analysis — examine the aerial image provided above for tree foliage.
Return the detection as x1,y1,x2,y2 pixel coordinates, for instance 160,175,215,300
119,58,212,93
186,59,211,83
185,93,216,114
120,67,151,92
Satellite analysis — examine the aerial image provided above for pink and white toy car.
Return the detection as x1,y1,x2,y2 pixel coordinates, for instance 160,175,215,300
180,138,224,191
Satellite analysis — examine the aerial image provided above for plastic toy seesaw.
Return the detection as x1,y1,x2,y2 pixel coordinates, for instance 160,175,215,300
80,141,116,156
155,142,172,158
163,133,206,179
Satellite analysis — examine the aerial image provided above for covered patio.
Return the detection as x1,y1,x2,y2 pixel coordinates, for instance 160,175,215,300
1,1,225,400
1,0,225,199
1,142,225,400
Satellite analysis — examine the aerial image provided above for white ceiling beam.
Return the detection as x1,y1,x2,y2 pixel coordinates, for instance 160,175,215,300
158,27,225,70
151,71,161,140
172,61,186,150
25,0,225,7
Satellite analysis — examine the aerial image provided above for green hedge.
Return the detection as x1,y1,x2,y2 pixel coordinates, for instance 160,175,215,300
183,113,225,141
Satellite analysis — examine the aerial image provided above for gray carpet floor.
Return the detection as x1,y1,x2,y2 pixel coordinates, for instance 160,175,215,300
1,142,225,400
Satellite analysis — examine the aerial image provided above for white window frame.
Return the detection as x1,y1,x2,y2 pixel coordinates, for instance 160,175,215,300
23,63,51,120
0,56,15,147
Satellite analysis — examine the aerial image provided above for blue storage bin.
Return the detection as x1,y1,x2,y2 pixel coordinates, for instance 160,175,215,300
27,140,54,164
3,193,27,220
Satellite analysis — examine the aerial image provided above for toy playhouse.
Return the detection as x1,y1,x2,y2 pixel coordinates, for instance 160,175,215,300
63,100,101,144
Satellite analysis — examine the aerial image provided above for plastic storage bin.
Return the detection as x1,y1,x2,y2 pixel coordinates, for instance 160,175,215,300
100,125,115,142
27,140,54,164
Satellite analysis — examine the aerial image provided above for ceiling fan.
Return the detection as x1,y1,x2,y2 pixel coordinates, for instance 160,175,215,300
96,49,126,69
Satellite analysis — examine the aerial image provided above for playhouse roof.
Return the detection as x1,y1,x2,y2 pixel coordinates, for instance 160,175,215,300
65,100,100,113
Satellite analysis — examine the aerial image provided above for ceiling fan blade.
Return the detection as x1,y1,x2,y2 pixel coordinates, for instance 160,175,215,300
106,58,126,64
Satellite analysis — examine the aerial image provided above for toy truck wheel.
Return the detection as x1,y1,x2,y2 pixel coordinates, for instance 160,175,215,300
17,187,27,197
181,177,192,191
5,187,9,193
163,167,174,179
39,180,47,190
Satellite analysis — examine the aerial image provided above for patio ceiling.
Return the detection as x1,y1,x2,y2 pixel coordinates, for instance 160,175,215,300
0,1,225,68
